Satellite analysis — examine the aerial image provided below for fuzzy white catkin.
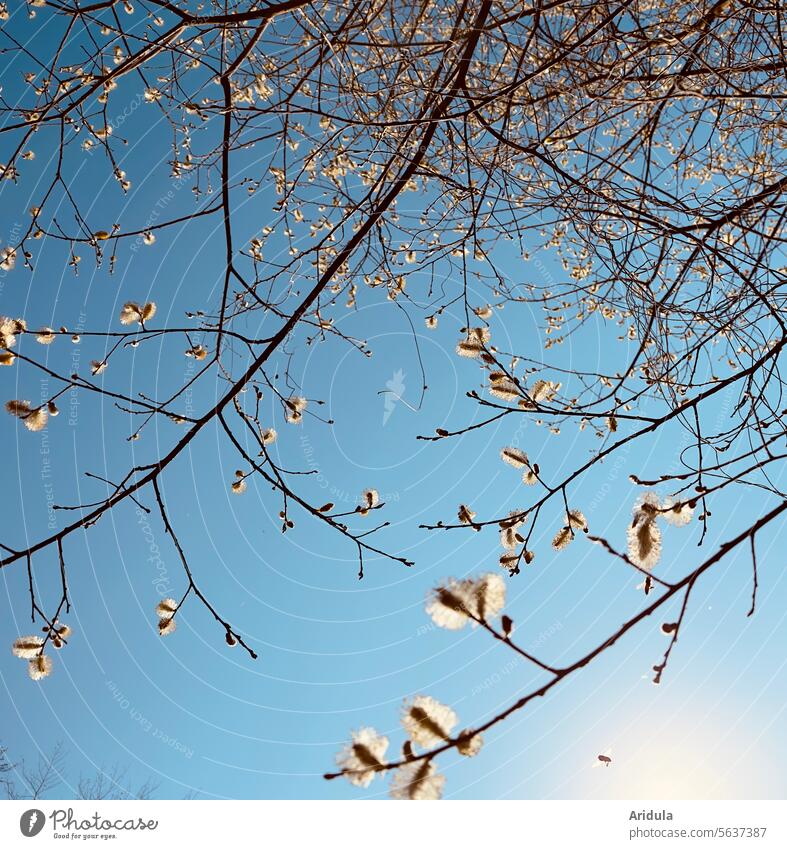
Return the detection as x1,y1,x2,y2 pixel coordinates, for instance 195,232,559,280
156,598,177,618
12,635,44,659
426,574,506,630
28,654,52,680
336,728,389,787
500,446,528,468
389,761,445,800
401,696,458,748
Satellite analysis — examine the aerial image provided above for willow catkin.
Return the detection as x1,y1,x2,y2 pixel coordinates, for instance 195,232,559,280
566,509,588,532
336,727,389,787
23,408,48,432
426,574,506,629
119,301,157,326
500,446,529,468
389,760,445,800
28,654,53,680
401,696,457,748
457,504,476,525
552,525,573,551
12,635,44,659
627,493,662,569
489,379,521,402
5,399,30,416
456,338,483,358
457,731,483,757
661,497,694,526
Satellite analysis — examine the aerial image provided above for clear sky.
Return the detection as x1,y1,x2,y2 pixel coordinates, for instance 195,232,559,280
1,5,786,801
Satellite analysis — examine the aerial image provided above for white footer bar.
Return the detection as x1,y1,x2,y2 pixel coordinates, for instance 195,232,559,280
3,800,785,847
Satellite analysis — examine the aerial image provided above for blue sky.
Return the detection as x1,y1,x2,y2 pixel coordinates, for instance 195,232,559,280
1,6,787,801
